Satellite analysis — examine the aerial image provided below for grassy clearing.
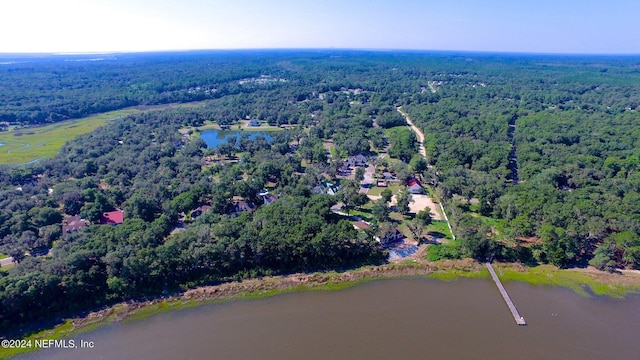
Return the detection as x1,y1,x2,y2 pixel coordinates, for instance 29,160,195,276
367,183,401,196
241,125,283,132
425,241,464,262
395,220,410,235
238,120,284,132
180,121,222,139
426,220,453,240
0,109,140,165
389,212,405,222
196,121,223,131
348,209,375,222
0,253,8,260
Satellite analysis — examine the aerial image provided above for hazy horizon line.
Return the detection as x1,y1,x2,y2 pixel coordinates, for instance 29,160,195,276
1,47,640,57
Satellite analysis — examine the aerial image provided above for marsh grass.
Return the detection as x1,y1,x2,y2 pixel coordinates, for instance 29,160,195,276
0,109,140,165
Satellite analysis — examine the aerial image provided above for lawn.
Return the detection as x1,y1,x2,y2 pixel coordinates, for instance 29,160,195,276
196,121,223,131
0,109,140,165
367,183,401,196
349,209,375,222
426,220,453,240
389,212,405,222
0,253,8,260
465,204,508,239
239,120,284,132
395,221,414,239
182,121,223,139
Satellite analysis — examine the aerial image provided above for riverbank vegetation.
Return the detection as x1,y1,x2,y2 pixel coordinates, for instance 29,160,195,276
2,259,639,358
1,50,640,341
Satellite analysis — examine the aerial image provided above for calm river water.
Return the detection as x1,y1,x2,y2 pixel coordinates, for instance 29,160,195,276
19,278,640,360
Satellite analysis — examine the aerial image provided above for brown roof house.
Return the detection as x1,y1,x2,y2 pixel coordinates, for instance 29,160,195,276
62,215,89,234
229,200,256,217
353,221,371,230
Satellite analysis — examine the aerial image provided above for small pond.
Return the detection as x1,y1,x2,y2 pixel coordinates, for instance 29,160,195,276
200,130,274,149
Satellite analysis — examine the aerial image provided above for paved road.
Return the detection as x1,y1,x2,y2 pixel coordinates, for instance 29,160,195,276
0,257,14,267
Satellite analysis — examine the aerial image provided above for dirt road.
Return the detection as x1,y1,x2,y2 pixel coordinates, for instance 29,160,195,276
397,107,426,158
0,257,14,267
397,106,455,239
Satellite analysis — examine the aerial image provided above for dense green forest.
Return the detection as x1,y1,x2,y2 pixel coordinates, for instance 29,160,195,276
1,50,640,333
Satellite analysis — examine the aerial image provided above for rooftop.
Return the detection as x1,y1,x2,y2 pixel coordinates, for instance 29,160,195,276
100,210,124,225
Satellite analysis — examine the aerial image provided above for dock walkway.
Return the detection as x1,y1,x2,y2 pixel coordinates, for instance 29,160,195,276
485,262,526,325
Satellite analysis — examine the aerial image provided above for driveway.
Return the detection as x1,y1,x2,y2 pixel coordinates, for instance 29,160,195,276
359,164,375,194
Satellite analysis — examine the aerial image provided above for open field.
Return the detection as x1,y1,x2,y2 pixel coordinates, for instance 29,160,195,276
0,109,141,165
0,101,217,165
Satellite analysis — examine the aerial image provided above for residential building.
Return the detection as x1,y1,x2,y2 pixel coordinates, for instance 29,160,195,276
100,210,124,225
62,215,89,234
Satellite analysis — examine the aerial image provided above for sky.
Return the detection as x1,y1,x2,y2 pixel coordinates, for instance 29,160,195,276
1,0,639,54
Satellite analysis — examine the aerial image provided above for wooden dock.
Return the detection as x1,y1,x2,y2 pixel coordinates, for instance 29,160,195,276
486,262,526,326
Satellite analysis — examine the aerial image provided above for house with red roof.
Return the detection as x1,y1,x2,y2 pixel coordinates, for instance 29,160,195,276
407,178,423,194
100,210,124,225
